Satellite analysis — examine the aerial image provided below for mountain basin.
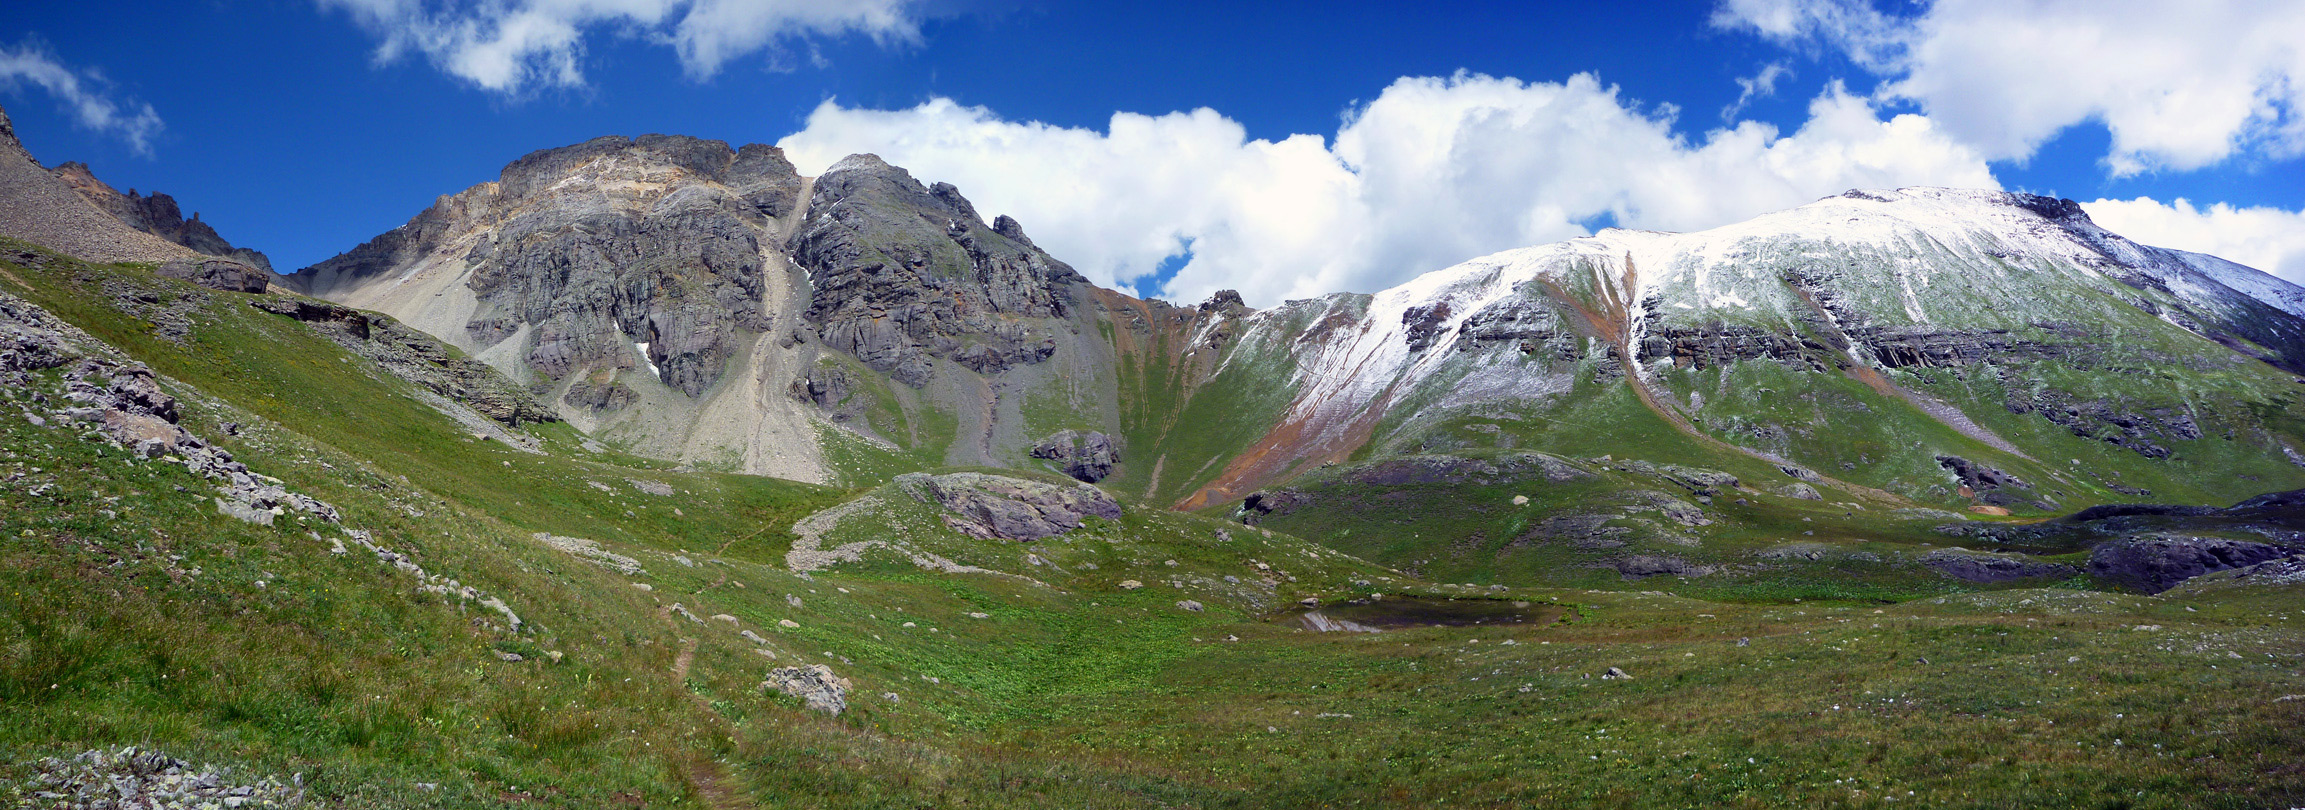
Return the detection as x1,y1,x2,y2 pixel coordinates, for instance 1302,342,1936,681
1283,597,1568,633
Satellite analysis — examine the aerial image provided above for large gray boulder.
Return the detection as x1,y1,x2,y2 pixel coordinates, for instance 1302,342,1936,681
763,664,850,715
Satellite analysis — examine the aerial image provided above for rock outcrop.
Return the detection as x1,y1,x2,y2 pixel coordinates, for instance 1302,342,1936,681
1030,429,1120,483
1923,548,2077,583
790,155,1080,387
0,104,205,266
763,664,851,715
156,256,269,294
250,297,556,425
2087,534,2296,593
50,160,274,272
899,471,1122,541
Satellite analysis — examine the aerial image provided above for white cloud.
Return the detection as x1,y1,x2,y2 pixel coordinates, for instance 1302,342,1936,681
1714,0,2305,175
780,72,1997,307
2085,197,2305,285
318,0,921,93
1725,62,1793,119
0,43,163,155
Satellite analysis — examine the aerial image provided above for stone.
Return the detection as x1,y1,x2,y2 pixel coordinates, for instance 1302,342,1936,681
1922,548,2077,583
779,619,800,628
1601,667,1632,680
1029,429,1122,483
899,471,1122,541
790,155,1082,388
2087,534,2295,594
155,257,268,294
1176,600,1204,612
762,664,850,715
1118,580,1143,590
1773,482,1824,501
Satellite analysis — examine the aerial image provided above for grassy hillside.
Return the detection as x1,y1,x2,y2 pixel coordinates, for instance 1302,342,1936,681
3,244,2303,809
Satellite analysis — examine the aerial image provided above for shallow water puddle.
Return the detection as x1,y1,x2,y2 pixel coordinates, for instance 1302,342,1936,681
1284,597,1567,632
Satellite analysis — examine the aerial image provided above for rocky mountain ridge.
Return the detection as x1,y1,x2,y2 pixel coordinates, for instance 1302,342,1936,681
287,128,2305,521
49,160,273,272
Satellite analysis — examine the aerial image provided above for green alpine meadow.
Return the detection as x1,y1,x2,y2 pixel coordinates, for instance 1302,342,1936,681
2,39,2303,809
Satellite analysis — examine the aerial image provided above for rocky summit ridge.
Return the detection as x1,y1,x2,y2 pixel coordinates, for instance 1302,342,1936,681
282,127,2305,521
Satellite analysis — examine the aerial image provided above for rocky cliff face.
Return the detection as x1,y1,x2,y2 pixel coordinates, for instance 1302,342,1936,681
288,137,1104,482
50,161,273,273
283,128,2305,514
1158,188,2305,513
0,105,208,267
791,155,1083,387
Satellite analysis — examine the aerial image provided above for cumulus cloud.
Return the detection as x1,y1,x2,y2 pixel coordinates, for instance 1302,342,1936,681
2085,197,2305,285
1714,0,2305,175
780,72,1997,306
318,0,921,93
0,42,163,155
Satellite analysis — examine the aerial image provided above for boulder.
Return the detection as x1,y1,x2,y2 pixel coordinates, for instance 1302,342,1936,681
1773,483,1824,501
1029,429,1121,483
762,664,850,715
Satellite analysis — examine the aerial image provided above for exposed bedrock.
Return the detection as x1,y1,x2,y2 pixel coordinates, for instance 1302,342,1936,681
2087,534,2296,593
1030,429,1120,483
1922,548,2077,583
791,155,1082,388
301,135,806,397
898,471,1122,542
251,297,556,425
156,257,268,294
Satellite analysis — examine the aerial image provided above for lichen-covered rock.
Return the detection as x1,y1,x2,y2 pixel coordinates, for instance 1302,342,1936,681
1773,482,1824,501
898,471,1122,541
1030,429,1120,483
763,663,850,715
1657,464,1739,493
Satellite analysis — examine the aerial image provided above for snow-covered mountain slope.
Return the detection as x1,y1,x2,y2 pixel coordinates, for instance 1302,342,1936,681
1175,188,2305,511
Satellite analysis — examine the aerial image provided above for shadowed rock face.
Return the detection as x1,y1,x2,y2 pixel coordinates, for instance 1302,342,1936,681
2087,535,2294,593
1031,430,1120,483
791,155,1081,387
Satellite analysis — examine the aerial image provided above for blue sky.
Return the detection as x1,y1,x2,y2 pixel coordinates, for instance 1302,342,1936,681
3,0,2301,305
